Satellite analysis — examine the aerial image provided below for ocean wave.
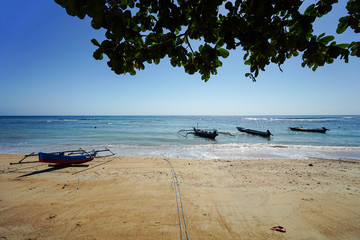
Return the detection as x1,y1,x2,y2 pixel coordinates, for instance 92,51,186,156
2,142,360,160
343,116,360,119
105,143,360,160
58,118,99,121
60,119,79,122
243,116,359,122
244,117,337,122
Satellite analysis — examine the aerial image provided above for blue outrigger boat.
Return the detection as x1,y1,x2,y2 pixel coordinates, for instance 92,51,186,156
39,151,97,164
13,148,114,165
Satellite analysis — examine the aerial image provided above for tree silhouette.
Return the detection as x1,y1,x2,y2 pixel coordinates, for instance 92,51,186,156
55,0,359,81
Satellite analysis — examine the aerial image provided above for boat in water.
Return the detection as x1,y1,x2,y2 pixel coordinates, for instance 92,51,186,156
289,127,329,133
178,125,235,139
178,127,219,139
237,127,272,138
193,127,219,139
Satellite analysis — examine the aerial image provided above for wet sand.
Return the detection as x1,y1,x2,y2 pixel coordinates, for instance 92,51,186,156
0,154,359,239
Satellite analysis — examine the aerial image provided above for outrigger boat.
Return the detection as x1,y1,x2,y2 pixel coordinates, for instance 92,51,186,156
237,127,272,138
12,148,114,165
178,127,219,139
289,127,329,133
178,126,234,140
193,127,219,139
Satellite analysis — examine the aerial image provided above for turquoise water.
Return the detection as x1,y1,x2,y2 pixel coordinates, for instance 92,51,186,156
0,115,359,160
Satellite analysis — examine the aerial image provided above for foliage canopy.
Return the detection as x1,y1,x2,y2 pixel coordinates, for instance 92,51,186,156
55,0,360,81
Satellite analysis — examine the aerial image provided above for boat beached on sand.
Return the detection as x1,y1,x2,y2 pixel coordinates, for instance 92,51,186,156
39,150,97,164
237,127,272,138
13,148,114,165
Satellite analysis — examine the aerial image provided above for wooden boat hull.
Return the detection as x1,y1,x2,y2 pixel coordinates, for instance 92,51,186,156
289,127,328,133
194,128,218,139
237,127,272,137
39,152,97,164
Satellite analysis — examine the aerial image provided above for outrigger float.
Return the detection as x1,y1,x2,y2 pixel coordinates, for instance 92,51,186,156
178,126,234,139
11,148,115,166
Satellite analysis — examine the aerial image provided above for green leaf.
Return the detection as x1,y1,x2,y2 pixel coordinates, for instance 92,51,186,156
130,69,136,75
91,39,101,47
91,19,102,30
336,17,349,34
93,49,103,60
317,33,325,39
304,4,315,15
319,35,335,45
336,43,350,49
243,52,249,60
218,48,229,58
225,2,232,11
199,45,204,53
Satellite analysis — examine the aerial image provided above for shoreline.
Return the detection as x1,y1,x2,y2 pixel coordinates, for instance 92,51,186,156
2,142,360,161
1,154,360,239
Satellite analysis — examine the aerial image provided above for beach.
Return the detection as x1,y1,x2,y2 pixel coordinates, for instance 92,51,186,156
0,154,359,239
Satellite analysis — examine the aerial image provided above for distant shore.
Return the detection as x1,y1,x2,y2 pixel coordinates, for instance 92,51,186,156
1,154,360,239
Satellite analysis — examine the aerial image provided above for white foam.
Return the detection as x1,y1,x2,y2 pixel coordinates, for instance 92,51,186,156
107,143,360,160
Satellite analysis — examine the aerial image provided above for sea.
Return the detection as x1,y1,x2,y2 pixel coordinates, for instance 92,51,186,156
0,115,359,160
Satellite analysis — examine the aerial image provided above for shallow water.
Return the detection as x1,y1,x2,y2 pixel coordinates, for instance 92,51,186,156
0,115,359,160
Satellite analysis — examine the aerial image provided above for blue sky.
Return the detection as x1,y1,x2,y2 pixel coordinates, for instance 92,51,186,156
0,1,359,116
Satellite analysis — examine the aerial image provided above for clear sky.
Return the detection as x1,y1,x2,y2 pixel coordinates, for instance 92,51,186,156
0,1,359,116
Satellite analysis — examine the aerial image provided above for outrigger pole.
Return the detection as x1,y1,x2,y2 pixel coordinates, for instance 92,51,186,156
10,152,39,165
93,147,115,157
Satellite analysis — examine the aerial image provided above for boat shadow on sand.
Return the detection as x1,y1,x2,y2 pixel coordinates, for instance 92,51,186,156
16,164,77,178
15,160,112,178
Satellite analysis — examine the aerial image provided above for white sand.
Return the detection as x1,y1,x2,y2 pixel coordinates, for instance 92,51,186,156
1,154,359,239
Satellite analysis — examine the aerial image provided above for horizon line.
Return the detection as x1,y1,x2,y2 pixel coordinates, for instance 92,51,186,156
0,114,359,117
